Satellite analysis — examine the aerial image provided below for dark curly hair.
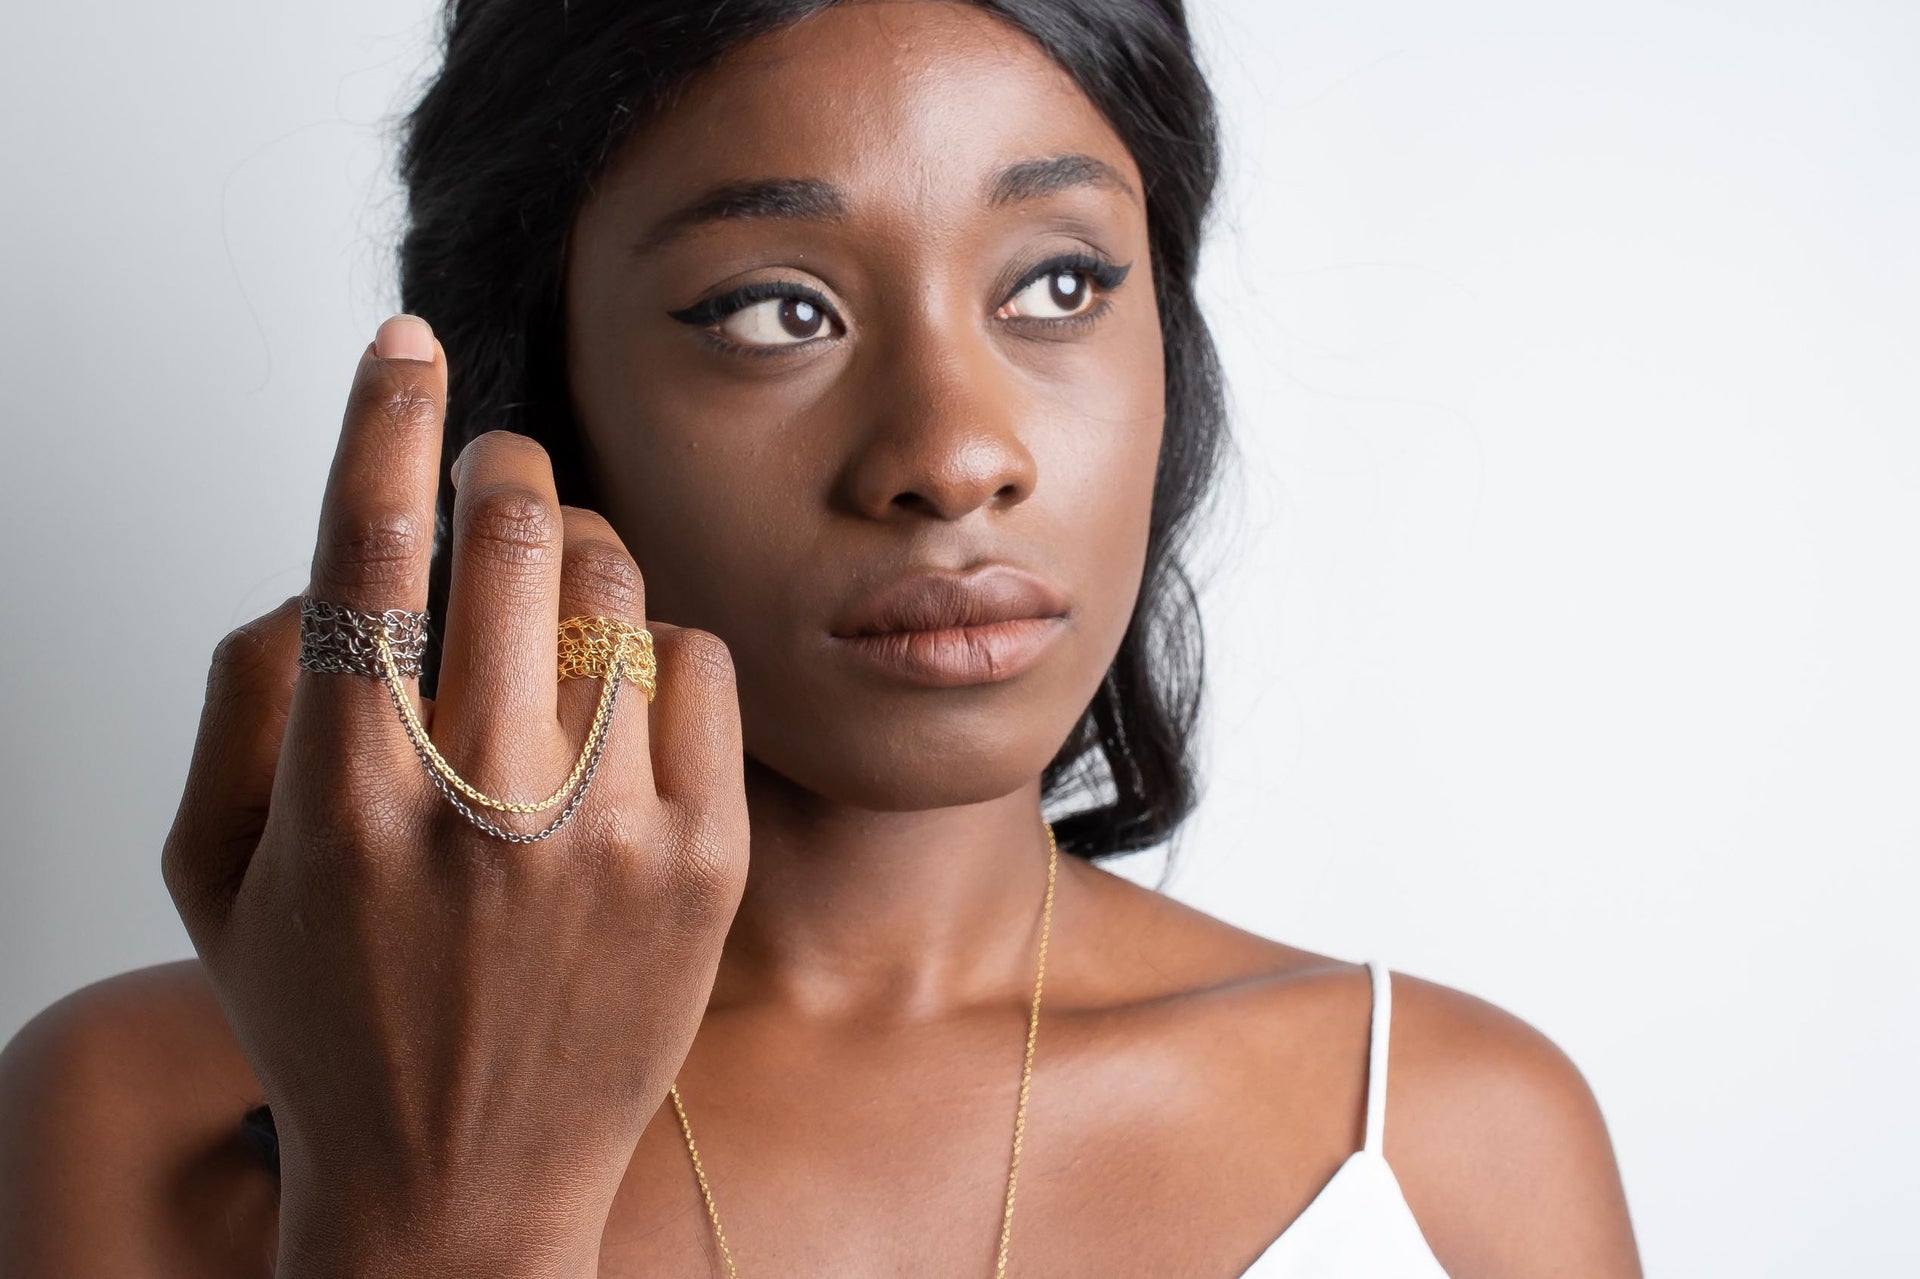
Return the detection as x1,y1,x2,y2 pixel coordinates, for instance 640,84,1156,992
400,0,1234,873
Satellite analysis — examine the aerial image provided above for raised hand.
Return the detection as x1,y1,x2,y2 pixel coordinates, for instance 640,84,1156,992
161,314,750,1279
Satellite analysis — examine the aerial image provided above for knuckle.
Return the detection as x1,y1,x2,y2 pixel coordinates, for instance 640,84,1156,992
564,541,645,617
159,832,240,932
565,802,648,883
457,484,561,566
317,504,432,591
350,365,442,437
158,833,200,910
459,428,551,476
662,823,747,930
664,844,744,925
587,802,742,934
266,592,306,624
673,628,738,690
204,604,298,703
207,620,275,689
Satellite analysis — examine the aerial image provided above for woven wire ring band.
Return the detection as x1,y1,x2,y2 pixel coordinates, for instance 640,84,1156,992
297,597,429,677
559,615,657,700
296,597,657,844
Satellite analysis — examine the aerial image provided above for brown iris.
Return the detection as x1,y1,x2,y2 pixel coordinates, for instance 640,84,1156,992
778,297,825,339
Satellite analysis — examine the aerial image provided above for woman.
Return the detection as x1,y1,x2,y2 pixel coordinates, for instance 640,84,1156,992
0,1,1641,1275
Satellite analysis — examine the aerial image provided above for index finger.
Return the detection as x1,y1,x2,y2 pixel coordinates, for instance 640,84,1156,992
291,314,447,734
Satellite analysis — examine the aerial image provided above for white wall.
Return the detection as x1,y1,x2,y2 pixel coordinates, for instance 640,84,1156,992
2,2,1914,1273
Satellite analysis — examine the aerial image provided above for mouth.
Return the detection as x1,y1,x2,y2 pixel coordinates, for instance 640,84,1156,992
827,564,1071,687
831,616,1069,687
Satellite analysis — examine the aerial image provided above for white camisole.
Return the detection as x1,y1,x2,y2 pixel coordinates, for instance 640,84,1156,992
1237,959,1450,1277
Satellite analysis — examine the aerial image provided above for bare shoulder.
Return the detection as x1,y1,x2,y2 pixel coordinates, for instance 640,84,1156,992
0,959,274,1277
1062,860,1643,1276
1384,970,1643,1277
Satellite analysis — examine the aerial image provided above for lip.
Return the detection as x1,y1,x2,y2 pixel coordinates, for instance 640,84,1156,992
828,565,1071,687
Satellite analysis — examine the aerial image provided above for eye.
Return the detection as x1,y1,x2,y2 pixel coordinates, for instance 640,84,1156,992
995,252,1132,326
718,294,834,347
666,281,844,353
999,269,1098,321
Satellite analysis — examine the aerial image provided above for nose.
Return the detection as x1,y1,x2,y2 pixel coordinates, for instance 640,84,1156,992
839,299,1038,523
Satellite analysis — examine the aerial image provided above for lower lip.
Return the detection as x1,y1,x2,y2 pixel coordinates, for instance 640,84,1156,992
830,616,1068,687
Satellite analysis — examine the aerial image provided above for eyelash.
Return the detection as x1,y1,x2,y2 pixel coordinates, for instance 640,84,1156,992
667,251,1133,359
1003,252,1131,331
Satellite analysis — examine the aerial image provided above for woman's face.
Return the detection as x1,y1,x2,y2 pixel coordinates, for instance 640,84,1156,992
565,0,1164,811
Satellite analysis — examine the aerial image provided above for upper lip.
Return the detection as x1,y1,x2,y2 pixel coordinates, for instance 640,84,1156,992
829,564,1071,637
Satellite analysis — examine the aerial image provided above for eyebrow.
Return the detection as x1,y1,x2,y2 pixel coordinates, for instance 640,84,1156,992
630,177,848,257
630,153,1138,257
985,153,1137,209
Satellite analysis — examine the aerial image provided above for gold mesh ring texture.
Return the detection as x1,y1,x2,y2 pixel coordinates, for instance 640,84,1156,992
558,615,657,697
372,614,657,815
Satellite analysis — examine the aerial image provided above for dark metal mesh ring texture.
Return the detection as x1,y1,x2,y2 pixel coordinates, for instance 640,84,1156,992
297,597,431,679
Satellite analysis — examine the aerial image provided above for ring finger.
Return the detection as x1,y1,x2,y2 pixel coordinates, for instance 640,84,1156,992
553,505,654,802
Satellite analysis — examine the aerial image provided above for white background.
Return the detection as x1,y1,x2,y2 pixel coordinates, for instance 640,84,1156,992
2,2,1915,1273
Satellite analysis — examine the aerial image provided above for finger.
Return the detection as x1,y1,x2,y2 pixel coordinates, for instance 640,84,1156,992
166,590,443,942
554,507,654,794
161,595,304,945
432,429,565,783
643,622,745,824
289,314,446,747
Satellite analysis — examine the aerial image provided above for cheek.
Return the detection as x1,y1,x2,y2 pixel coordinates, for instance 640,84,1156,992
565,277,821,602
1061,420,1161,644
1054,306,1166,550
572,369,811,635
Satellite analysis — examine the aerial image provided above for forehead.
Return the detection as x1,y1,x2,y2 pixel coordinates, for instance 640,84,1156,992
591,1,1141,234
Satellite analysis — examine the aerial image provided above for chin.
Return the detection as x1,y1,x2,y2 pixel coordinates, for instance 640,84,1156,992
746,698,1082,813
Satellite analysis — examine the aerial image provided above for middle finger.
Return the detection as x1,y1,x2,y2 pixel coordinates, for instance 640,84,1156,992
435,429,566,780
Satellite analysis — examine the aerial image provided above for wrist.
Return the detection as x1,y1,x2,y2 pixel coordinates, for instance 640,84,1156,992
275,1185,606,1279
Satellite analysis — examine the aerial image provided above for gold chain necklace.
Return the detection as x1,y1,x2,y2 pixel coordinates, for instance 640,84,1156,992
668,819,1061,1279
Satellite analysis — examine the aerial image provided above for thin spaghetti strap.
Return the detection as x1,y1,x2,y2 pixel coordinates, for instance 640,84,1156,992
1362,958,1392,1154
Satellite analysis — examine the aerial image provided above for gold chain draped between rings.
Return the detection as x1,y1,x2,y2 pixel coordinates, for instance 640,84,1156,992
667,819,1061,1279
370,615,656,815
295,598,658,845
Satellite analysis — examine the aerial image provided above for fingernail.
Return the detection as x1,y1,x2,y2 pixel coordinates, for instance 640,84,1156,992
374,314,435,362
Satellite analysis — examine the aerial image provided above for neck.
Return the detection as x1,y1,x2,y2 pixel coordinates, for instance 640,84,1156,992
709,757,1059,1022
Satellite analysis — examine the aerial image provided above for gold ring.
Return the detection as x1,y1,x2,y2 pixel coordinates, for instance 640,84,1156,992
557,615,657,702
